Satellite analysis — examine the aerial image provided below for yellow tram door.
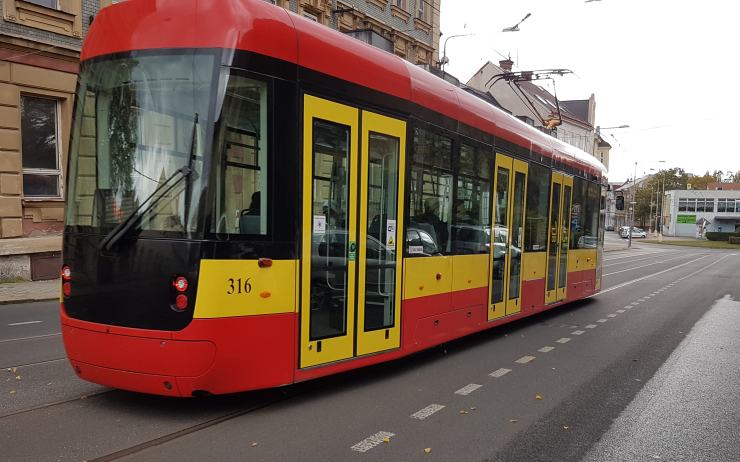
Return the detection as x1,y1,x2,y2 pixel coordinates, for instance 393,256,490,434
300,95,359,368
488,154,528,320
300,94,406,368
545,173,573,303
355,111,406,356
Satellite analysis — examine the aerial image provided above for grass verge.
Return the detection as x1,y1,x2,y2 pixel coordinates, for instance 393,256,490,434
642,239,740,249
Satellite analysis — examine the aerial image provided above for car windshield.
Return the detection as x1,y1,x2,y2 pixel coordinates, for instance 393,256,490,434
65,52,217,235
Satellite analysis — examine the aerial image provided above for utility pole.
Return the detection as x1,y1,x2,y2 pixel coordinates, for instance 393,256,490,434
629,162,636,249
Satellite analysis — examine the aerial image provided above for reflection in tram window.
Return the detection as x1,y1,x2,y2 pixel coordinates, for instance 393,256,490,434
452,144,491,254
364,133,399,331
508,171,526,299
310,120,350,340
212,74,268,235
408,128,453,255
491,165,510,305
525,163,551,252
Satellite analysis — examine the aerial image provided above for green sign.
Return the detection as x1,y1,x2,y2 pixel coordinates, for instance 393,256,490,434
676,214,696,224
348,241,357,261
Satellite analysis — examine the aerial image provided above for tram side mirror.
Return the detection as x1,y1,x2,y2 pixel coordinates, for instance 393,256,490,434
616,195,624,211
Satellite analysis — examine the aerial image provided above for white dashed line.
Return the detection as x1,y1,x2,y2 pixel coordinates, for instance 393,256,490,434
489,368,512,378
597,319,608,323
515,355,536,364
410,404,445,420
455,384,483,396
571,330,585,335
631,302,640,306
607,314,617,318
8,321,43,326
585,324,598,329
617,309,626,313
351,431,395,452
623,306,633,310
555,337,571,344
538,346,555,352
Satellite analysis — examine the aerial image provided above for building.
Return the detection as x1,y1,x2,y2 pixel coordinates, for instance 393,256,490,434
613,175,652,229
662,189,740,237
271,0,440,67
466,59,610,168
0,0,103,281
706,182,740,191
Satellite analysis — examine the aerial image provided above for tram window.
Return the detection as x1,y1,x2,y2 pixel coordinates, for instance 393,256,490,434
599,187,606,246
570,177,586,250
583,182,600,248
451,143,492,254
407,128,453,255
211,75,269,236
524,162,550,252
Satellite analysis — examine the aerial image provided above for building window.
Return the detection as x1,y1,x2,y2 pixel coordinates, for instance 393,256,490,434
416,0,431,23
3,0,83,37
395,0,407,9
21,96,62,198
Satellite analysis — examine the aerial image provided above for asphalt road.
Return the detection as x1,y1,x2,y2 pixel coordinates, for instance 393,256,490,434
1,241,738,462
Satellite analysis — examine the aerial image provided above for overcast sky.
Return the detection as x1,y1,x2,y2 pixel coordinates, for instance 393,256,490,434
440,0,739,182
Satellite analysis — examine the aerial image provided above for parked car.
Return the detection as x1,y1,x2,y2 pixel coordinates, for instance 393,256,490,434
619,226,630,238
631,227,647,238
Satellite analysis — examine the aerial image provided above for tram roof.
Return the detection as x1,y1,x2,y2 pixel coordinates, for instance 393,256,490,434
84,0,607,178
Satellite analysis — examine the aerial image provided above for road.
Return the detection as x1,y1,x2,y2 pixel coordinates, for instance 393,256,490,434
1,241,739,461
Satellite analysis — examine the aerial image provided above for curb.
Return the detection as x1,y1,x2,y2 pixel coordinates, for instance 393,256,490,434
0,296,58,305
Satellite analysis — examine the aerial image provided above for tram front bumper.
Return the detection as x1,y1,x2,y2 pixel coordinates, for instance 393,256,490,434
61,316,216,397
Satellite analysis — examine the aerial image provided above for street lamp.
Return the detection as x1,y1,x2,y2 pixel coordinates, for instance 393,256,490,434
502,13,531,32
440,33,474,73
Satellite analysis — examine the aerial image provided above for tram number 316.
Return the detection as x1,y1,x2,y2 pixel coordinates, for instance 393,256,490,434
227,277,252,295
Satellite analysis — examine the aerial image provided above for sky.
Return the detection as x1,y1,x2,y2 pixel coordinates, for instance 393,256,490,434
439,0,740,182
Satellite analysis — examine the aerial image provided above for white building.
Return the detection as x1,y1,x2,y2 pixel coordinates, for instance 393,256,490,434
663,189,740,237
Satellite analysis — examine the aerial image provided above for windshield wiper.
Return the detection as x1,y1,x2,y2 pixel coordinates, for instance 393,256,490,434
98,114,199,252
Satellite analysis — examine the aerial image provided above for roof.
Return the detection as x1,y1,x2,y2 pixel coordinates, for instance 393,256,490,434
86,0,606,178
560,100,590,125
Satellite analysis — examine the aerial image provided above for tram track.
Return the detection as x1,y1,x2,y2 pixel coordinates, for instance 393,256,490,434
0,388,113,420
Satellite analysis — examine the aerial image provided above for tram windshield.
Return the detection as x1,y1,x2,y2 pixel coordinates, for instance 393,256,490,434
66,52,216,236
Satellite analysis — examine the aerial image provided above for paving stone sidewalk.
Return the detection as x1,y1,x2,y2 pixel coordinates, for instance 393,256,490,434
0,279,60,304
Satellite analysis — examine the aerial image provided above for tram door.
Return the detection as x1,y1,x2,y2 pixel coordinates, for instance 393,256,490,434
300,95,406,368
545,173,573,304
488,154,528,321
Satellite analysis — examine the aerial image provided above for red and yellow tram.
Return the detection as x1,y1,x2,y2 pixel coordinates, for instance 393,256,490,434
61,0,607,396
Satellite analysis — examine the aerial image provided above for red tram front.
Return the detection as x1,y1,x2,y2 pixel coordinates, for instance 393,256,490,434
61,0,606,396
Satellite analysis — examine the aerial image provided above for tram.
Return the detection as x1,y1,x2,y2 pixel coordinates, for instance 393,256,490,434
61,0,607,396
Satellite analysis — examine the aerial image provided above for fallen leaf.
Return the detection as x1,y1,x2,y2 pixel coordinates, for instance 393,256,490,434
509,419,518,423
459,410,468,414
551,367,556,370
563,426,570,430
383,437,390,443
11,367,17,373
424,448,432,454
15,376,21,380
535,395,543,400
250,442,258,447
470,407,477,411
47,382,53,386
80,395,87,400
9,390,15,394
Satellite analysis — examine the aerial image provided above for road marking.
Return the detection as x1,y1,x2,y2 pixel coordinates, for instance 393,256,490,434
572,330,585,335
515,355,536,364
617,309,626,313
631,302,640,306
351,431,395,452
639,297,648,301
489,368,512,378
455,384,482,395
555,337,571,344
585,324,598,329
538,346,555,352
8,320,43,326
597,319,608,323
608,314,617,318
411,404,445,420
603,254,697,277
596,254,712,295
0,333,60,344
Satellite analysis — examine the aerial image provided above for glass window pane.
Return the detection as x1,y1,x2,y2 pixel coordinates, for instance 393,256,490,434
491,165,510,304
525,162,550,251
452,144,491,254
22,174,59,197
547,182,561,292
211,75,269,235
26,0,57,9
364,133,399,331
21,96,58,170
408,128,452,255
508,171,526,299
570,178,585,249
309,120,349,340
559,185,572,288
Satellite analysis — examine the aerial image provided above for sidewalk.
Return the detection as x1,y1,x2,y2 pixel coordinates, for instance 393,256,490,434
0,279,60,304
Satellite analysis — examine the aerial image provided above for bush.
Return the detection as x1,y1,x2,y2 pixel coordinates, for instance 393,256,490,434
706,231,740,241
